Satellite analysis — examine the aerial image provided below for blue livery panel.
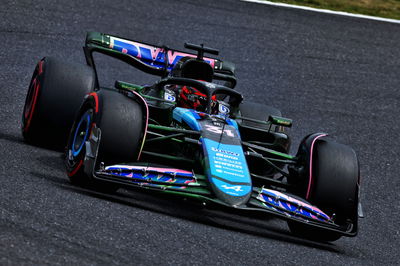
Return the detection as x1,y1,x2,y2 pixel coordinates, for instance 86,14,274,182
202,138,251,197
172,107,252,205
172,107,202,131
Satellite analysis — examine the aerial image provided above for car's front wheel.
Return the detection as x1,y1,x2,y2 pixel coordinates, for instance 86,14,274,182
65,89,148,191
288,135,360,241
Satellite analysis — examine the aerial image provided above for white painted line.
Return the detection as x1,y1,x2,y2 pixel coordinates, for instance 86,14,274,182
241,0,400,24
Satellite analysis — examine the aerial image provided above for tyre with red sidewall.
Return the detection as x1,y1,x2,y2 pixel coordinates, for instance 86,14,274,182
22,57,95,148
65,88,147,191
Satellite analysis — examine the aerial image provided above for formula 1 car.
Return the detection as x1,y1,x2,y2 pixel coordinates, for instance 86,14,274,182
22,32,362,242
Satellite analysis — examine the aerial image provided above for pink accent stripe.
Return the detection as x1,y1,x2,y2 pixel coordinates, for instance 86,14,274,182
306,134,328,199
146,167,191,173
129,90,149,160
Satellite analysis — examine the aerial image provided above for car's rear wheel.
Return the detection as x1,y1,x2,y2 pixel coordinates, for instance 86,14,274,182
22,57,95,149
65,89,147,191
288,136,360,241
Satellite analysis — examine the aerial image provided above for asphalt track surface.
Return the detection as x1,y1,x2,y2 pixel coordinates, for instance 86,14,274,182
1,0,399,265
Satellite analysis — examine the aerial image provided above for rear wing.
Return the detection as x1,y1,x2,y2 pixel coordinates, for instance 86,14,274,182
84,32,236,87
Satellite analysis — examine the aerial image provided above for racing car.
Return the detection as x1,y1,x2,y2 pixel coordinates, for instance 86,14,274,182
21,32,362,242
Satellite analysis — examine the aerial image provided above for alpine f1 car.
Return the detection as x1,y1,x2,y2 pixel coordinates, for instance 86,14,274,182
22,32,362,242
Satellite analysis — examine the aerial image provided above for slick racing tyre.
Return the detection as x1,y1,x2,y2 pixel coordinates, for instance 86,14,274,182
65,89,148,191
22,57,95,149
288,135,360,242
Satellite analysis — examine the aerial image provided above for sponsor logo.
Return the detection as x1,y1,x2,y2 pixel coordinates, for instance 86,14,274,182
218,104,230,114
221,185,243,192
211,147,239,157
164,92,176,102
110,37,215,69
205,82,216,89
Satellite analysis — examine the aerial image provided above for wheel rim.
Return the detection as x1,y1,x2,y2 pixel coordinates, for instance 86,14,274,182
71,110,92,157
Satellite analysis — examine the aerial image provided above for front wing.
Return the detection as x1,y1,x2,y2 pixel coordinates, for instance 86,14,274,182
84,127,356,237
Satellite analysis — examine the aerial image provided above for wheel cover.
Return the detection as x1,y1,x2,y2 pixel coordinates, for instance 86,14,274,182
71,110,92,157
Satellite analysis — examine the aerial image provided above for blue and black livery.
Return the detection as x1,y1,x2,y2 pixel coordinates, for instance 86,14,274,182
23,31,361,242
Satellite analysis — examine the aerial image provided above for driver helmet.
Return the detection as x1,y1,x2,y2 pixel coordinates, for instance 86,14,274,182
171,57,218,112
178,86,217,112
